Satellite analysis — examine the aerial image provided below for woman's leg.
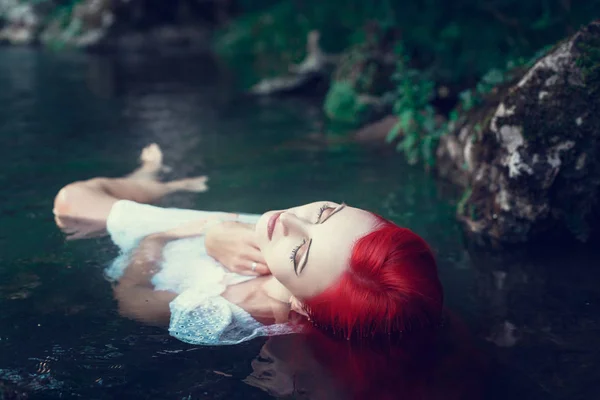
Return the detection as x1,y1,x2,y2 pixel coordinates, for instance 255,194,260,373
53,144,208,231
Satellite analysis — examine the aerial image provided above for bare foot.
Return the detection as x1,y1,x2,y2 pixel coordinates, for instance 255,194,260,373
140,143,163,167
128,143,170,180
166,176,209,193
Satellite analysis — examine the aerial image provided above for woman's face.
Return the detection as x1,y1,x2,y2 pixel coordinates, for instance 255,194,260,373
255,201,378,299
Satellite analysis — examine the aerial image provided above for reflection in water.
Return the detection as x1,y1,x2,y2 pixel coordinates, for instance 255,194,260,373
245,318,487,400
86,55,121,99
0,48,37,95
2,47,600,399
470,245,600,399
54,214,109,240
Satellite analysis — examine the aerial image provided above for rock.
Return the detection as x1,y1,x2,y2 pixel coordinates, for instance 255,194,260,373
250,72,325,96
1,25,35,45
3,0,213,52
288,30,331,75
38,0,115,49
352,115,398,144
436,20,600,244
0,1,49,46
250,30,332,96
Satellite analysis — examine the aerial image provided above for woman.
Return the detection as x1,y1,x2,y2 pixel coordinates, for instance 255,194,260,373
54,144,443,345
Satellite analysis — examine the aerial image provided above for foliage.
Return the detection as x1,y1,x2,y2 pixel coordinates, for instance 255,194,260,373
386,38,565,166
216,0,600,168
575,25,600,98
215,0,396,78
323,30,398,127
0,0,86,48
221,0,600,82
386,43,442,167
323,81,368,126
39,0,86,50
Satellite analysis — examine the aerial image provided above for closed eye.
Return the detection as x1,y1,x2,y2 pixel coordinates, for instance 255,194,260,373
291,203,346,276
290,239,306,267
315,203,334,222
317,202,345,224
292,238,311,275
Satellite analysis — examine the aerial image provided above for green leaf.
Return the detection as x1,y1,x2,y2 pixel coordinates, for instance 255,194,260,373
459,90,474,111
399,109,414,131
386,121,403,143
398,131,418,153
482,69,505,86
423,115,436,133
449,110,459,122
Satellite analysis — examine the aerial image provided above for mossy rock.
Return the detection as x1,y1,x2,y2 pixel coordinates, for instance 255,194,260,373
323,28,397,125
437,20,600,244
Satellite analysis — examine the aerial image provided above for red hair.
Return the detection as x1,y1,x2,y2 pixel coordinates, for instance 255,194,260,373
303,215,443,340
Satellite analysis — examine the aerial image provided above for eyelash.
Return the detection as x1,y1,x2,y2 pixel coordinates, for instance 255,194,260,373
316,203,332,222
290,238,307,264
289,204,333,267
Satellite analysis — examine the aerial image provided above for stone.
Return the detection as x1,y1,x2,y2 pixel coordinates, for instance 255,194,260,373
0,1,48,46
2,0,213,52
250,30,332,96
436,20,600,244
352,115,398,144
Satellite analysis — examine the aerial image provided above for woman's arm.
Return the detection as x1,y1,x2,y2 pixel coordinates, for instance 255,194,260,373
113,284,177,327
113,222,207,326
113,218,270,326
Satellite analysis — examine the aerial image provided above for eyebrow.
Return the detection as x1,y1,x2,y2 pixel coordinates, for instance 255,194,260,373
295,203,346,275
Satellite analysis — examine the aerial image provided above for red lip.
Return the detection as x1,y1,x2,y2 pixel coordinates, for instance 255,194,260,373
267,212,282,241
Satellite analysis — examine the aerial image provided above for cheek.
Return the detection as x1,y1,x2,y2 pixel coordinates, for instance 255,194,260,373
264,247,289,276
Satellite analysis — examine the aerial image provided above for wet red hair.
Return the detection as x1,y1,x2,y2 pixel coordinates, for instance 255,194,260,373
303,215,443,340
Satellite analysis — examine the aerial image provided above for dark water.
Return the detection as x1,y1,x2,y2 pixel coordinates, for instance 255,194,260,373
0,47,599,399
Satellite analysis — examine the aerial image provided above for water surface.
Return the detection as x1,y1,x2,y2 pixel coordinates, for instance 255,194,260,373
0,47,599,399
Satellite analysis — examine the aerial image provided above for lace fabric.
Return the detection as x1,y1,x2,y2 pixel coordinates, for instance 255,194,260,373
169,288,298,345
106,200,297,345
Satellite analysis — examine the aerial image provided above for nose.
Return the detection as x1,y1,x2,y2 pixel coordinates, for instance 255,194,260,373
279,212,310,236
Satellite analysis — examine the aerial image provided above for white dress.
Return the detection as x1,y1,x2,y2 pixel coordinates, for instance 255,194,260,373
105,200,296,346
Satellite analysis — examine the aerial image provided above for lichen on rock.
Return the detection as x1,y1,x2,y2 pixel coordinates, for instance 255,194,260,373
1,0,213,51
436,20,600,244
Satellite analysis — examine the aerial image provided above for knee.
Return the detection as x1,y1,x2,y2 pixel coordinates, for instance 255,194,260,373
53,184,75,216
53,180,99,216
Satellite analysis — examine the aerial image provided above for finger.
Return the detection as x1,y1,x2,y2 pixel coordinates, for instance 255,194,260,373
229,257,259,276
235,268,261,277
253,263,270,275
245,238,263,251
243,247,267,265
234,262,270,276
238,250,269,275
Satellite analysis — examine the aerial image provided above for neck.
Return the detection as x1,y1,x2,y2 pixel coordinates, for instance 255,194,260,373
261,276,293,305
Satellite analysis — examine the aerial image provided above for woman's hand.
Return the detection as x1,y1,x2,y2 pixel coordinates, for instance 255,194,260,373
205,221,270,276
